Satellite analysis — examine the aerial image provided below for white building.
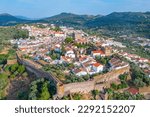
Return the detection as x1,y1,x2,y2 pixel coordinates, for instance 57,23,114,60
73,68,87,76
65,49,75,59
91,50,105,58
92,63,104,73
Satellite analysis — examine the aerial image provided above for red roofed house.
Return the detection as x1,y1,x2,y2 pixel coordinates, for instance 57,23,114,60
61,56,72,63
138,58,149,63
73,68,87,76
92,62,104,73
127,88,139,95
91,50,105,58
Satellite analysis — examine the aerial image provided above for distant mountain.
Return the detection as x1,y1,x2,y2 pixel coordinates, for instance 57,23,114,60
85,12,150,27
15,16,42,20
38,12,100,27
85,12,150,37
0,12,149,37
15,16,32,20
0,13,30,26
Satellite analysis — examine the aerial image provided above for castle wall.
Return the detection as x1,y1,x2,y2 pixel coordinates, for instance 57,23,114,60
16,52,130,97
63,66,130,94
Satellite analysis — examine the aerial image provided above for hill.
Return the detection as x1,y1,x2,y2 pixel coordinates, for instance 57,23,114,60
85,12,150,38
0,13,30,26
0,12,149,37
38,12,99,27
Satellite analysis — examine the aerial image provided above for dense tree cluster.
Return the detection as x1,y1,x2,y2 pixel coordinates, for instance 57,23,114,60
43,64,65,81
65,73,90,84
65,37,74,44
109,91,144,100
4,63,26,78
130,63,150,87
0,73,9,99
0,54,7,65
95,56,110,65
28,78,56,100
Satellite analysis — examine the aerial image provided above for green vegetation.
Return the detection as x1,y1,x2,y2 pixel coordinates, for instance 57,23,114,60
43,64,65,81
72,93,83,100
0,27,29,51
108,91,144,100
7,49,16,60
0,49,16,65
62,93,83,100
86,12,150,38
116,38,150,59
95,56,110,65
65,73,90,84
54,26,61,32
91,90,99,100
0,73,9,99
28,78,56,100
130,63,150,87
48,50,61,60
110,73,129,90
41,13,94,27
7,63,26,77
0,54,7,65
65,37,74,43
43,64,91,83
75,43,90,48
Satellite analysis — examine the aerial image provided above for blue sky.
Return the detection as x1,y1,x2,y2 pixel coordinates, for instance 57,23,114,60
0,0,150,18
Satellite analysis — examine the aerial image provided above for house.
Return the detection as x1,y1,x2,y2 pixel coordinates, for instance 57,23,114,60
73,68,87,76
61,56,72,63
109,57,129,70
138,58,149,63
75,38,89,44
91,50,105,58
54,32,66,37
92,63,104,73
127,88,139,95
79,56,89,63
65,48,75,59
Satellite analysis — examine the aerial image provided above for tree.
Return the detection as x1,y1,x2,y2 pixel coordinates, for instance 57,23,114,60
0,73,8,99
92,90,99,99
53,26,61,32
0,73,8,90
111,83,118,90
72,93,82,100
17,65,25,74
13,29,29,39
39,82,51,100
28,79,52,100
119,73,128,82
65,37,74,43
10,64,18,73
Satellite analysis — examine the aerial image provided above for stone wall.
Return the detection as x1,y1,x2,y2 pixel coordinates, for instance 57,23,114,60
94,66,130,83
63,66,130,94
64,80,95,94
16,52,130,97
16,52,64,96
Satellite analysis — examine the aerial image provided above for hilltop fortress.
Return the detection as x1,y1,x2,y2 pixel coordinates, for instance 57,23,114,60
17,51,130,98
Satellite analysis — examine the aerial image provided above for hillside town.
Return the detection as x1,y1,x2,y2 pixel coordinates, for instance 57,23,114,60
11,24,127,77
0,23,148,100
11,24,150,78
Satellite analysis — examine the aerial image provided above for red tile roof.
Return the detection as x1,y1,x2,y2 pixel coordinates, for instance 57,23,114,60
127,88,139,95
93,63,102,67
92,50,105,54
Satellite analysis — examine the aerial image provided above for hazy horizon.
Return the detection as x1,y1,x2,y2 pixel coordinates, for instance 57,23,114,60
0,0,150,18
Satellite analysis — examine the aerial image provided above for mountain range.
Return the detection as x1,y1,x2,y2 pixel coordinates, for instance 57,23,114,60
0,12,150,37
